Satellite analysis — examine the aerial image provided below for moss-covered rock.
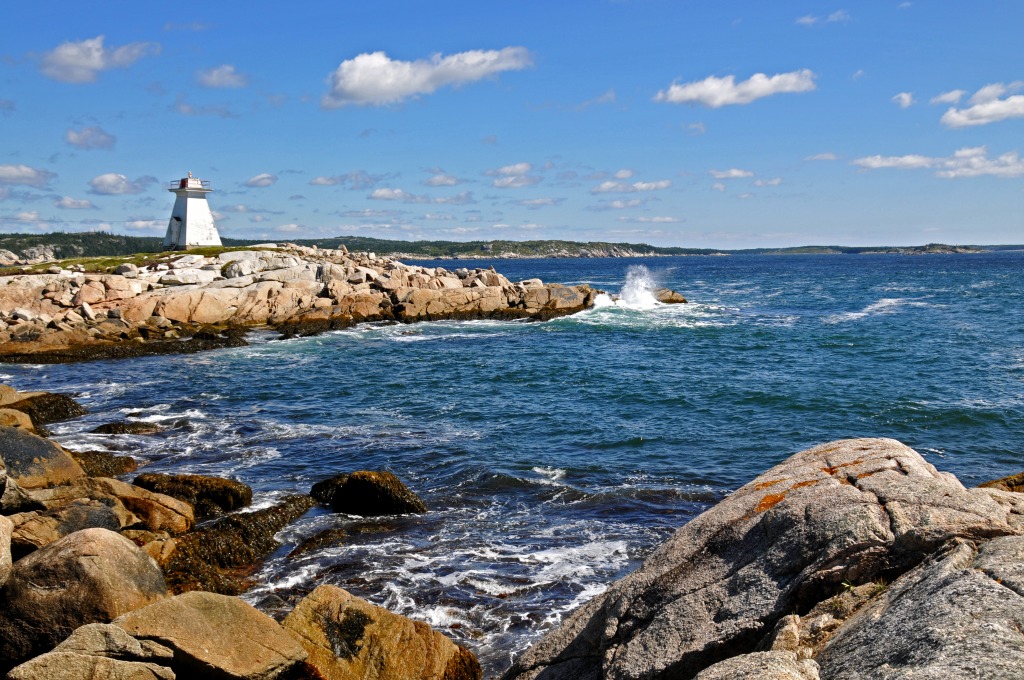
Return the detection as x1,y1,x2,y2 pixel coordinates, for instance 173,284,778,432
133,472,252,520
311,470,427,516
5,392,87,427
90,422,164,435
67,449,139,477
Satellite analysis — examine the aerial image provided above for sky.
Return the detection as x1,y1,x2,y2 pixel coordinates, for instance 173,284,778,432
1,1,1022,248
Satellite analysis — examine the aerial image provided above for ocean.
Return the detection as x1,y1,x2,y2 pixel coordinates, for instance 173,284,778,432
3,252,1023,674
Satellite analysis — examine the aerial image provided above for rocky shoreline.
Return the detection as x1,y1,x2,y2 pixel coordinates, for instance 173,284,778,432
0,245,616,363
2,381,1024,678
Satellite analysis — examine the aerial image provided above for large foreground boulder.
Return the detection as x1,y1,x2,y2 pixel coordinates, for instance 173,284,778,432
311,470,427,516
7,623,175,680
503,438,1020,680
0,528,168,670
283,584,481,680
114,591,307,678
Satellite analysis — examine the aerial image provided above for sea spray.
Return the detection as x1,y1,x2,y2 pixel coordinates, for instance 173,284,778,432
593,265,662,309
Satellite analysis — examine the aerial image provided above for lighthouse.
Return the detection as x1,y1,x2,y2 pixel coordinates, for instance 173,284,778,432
163,171,222,250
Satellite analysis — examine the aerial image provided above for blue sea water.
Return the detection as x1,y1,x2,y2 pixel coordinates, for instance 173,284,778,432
3,252,1023,674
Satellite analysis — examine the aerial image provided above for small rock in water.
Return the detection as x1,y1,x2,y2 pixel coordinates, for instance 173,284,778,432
653,287,688,304
311,470,427,516
133,472,252,520
90,421,164,435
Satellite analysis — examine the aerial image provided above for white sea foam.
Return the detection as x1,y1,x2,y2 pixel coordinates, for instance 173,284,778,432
825,297,934,324
532,466,566,481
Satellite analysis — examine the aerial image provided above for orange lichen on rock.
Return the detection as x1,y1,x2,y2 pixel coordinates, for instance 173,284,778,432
821,459,864,476
755,479,787,491
791,479,819,490
755,492,787,513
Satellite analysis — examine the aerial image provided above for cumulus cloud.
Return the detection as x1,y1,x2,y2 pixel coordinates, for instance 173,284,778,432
13,211,41,223
40,35,159,83
54,196,95,209
618,215,680,224
940,82,1024,128
276,223,302,233
486,162,540,188
754,177,783,187
591,179,671,194
712,183,726,192
423,172,459,187
930,89,966,105
245,173,278,188
124,219,163,231
370,187,425,202
709,168,754,179
432,191,475,205
517,197,563,207
852,146,1024,178
892,92,915,108
322,47,532,107
796,9,850,25
806,152,838,161
88,173,150,195
198,64,248,88
65,126,116,149
0,164,56,187
655,69,816,107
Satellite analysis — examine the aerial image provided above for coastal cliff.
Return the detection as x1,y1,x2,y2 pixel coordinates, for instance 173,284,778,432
0,245,598,362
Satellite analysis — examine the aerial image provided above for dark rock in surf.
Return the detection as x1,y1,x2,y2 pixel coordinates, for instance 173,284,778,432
4,392,87,427
68,449,139,477
311,470,427,516
133,472,252,520
90,421,164,436
979,471,1024,493
160,494,314,595
287,527,348,558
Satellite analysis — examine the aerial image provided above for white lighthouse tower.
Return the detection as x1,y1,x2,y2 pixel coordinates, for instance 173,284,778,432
163,171,222,250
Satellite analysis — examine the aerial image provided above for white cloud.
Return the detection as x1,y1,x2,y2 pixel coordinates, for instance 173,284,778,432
198,64,248,88
518,197,562,207
487,162,540,188
806,152,838,161
687,122,707,134
40,35,159,83
370,187,422,202
940,82,1024,128
754,177,782,187
65,126,116,149
618,216,679,223
421,212,455,221
0,164,55,187
591,179,671,194
124,219,163,231
712,183,726,192
172,95,235,118
613,169,634,179
14,211,41,223
54,196,95,209
655,69,816,107
309,171,388,189
710,168,754,179
493,162,531,176
852,146,1024,178
322,47,532,107
930,89,966,105
89,173,150,195
433,191,474,205
245,173,278,188
423,172,459,187
796,10,850,26
276,223,302,233
892,92,915,108
578,89,616,110
796,15,818,26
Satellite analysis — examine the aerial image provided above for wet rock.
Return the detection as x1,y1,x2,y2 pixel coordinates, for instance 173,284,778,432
0,426,85,488
311,470,427,516
979,471,1024,493
91,421,165,435
0,528,168,671
653,287,688,303
0,407,35,432
283,584,481,680
114,591,307,679
816,537,1024,679
4,391,87,426
133,472,252,520
161,494,314,594
287,527,348,558
68,449,139,477
503,438,1017,680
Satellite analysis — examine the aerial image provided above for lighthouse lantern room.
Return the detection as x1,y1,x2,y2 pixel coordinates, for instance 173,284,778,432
163,171,222,250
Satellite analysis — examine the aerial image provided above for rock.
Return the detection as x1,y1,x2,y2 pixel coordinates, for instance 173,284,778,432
653,287,688,303
161,494,314,594
694,652,820,680
91,421,165,435
0,528,168,670
68,449,139,477
133,472,252,520
311,470,427,516
815,537,1024,679
287,527,348,558
0,514,12,587
7,622,175,679
0,407,35,431
115,591,307,679
283,584,481,680
4,391,87,426
0,426,86,488
114,263,140,277
979,471,1024,493
9,497,137,558
503,439,1016,680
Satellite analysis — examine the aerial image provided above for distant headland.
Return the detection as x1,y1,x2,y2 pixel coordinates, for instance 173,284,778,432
0,232,1018,269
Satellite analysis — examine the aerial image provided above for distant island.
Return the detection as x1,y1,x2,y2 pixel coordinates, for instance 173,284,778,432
0,232,1017,269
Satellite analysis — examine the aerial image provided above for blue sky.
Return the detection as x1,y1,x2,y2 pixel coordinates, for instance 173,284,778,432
1,1,1022,248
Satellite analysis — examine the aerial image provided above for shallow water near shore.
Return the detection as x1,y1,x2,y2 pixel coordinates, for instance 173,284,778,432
4,252,1024,674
